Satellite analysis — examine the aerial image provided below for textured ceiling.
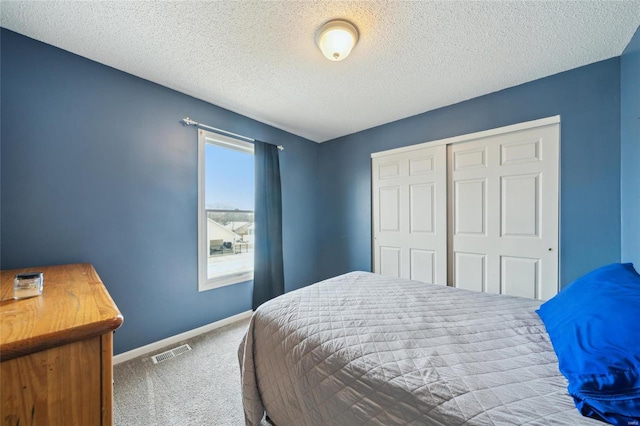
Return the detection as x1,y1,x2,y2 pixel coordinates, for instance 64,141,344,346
1,1,639,143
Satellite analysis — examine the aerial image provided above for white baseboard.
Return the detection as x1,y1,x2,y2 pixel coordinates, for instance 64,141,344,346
113,310,253,365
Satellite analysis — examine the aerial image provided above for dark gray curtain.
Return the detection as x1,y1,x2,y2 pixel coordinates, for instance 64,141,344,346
252,141,284,310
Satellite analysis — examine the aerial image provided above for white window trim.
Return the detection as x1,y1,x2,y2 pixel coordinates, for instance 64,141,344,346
198,129,254,292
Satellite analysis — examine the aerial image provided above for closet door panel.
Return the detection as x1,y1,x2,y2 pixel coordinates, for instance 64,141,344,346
501,174,540,238
410,249,436,284
409,183,435,233
449,123,559,300
500,256,540,299
454,252,486,292
379,187,401,232
379,246,401,278
373,145,447,284
454,178,487,236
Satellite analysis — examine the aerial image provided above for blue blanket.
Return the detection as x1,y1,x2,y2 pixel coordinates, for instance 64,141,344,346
537,263,640,425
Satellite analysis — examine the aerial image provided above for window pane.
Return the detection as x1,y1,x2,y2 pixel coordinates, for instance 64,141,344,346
206,211,254,280
205,143,254,210
205,143,254,282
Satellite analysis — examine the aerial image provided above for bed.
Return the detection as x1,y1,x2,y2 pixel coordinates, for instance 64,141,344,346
238,271,601,425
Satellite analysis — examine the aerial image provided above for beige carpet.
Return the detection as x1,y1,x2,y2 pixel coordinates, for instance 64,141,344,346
113,317,269,426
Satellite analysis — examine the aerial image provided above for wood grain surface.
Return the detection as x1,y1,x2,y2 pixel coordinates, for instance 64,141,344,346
0,263,123,361
101,332,114,426
0,263,123,425
1,337,102,425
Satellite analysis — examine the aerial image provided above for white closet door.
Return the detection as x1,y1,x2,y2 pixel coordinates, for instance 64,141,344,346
372,145,447,284
448,123,559,300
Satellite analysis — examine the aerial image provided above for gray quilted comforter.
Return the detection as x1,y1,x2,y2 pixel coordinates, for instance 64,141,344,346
238,272,600,425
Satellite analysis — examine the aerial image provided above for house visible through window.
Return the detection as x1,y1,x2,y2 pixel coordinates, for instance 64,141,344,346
198,130,254,291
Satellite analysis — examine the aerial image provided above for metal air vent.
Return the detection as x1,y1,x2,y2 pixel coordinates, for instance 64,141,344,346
151,344,192,364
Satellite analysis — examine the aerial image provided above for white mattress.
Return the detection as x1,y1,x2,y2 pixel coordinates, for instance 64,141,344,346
239,272,600,425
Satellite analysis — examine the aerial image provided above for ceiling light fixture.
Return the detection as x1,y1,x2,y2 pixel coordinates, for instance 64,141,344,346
316,19,359,62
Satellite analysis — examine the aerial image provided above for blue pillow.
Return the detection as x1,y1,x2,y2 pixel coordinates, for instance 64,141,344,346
536,263,640,425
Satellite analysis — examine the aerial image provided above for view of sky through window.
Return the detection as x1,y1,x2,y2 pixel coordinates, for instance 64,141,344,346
205,143,254,210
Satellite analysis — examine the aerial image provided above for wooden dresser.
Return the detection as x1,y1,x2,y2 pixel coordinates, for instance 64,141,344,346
0,263,123,426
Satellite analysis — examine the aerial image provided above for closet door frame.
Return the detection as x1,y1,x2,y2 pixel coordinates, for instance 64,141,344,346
371,115,560,298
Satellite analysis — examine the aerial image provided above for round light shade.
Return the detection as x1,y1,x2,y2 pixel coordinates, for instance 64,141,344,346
316,20,359,61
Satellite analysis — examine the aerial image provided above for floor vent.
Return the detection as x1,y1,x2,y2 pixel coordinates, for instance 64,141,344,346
151,344,192,364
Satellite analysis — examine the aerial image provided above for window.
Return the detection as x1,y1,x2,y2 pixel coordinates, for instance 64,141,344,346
198,129,254,291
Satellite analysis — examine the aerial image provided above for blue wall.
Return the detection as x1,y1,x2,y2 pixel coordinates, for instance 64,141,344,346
317,58,622,287
0,29,320,354
621,27,640,267
1,27,630,355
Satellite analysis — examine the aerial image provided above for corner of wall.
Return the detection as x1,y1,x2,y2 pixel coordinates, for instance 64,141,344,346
620,25,640,267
